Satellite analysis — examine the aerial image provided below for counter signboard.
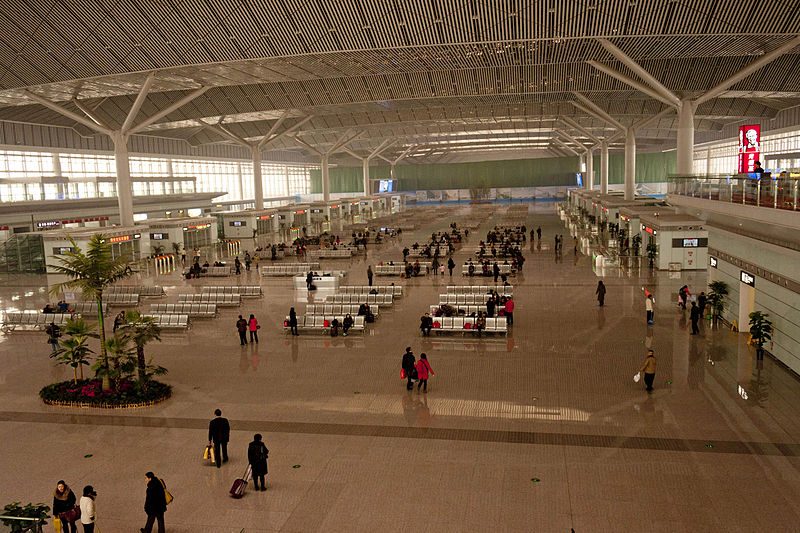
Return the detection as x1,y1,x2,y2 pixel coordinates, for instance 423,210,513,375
709,256,718,268
740,270,756,287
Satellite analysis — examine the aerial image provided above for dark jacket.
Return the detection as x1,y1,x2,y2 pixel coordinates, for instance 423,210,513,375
144,477,167,516
208,416,230,443
289,310,298,326
690,305,701,321
248,441,269,476
53,488,76,517
402,352,416,371
236,318,247,333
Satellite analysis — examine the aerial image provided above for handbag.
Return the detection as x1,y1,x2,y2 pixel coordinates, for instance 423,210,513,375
633,372,641,383
53,517,63,533
60,505,81,523
160,479,174,505
204,444,216,465
400,368,406,380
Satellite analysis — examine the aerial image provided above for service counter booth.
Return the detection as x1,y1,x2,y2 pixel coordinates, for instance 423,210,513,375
389,194,404,214
274,207,296,242
217,209,278,248
598,197,665,228
291,206,312,239
144,217,217,258
639,214,708,271
43,226,145,274
308,204,331,235
618,206,677,244
358,197,381,221
347,200,362,223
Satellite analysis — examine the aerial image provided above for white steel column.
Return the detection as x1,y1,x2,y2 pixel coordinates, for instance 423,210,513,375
251,146,264,209
676,99,695,175
285,166,291,197
586,147,595,189
362,158,370,195
321,154,331,201
705,149,712,176
600,141,609,194
624,128,636,201
111,131,134,226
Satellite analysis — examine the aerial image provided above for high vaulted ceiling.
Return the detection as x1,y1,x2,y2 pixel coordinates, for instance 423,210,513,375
1,0,800,164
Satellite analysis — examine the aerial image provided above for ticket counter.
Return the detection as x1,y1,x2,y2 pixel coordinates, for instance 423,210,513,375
43,226,144,274
144,217,217,258
217,209,277,248
639,214,708,270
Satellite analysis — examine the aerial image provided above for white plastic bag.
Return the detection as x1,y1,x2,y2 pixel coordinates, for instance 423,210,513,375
633,372,641,383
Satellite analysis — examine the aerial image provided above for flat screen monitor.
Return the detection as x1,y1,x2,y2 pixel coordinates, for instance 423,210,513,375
683,238,699,248
378,179,395,193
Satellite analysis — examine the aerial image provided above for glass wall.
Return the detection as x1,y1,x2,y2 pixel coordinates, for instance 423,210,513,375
0,148,316,204
694,129,800,175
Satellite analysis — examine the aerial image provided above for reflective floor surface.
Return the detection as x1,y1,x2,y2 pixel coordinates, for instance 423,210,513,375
1,203,800,532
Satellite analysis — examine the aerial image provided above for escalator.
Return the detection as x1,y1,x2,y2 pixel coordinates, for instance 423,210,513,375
0,234,46,273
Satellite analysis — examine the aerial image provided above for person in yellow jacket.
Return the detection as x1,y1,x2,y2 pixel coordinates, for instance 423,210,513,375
639,350,657,392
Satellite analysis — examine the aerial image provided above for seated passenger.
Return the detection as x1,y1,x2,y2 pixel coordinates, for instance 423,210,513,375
330,318,340,337
475,314,486,337
57,300,69,312
342,314,354,336
43,304,55,313
413,261,421,276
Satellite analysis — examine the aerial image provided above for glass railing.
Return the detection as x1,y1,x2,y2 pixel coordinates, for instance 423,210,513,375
668,174,800,211
0,516,45,532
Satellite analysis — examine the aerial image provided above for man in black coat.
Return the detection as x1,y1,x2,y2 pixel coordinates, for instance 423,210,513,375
401,347,416,391
690,301,701,335
208,409,230,468
141,472,167,533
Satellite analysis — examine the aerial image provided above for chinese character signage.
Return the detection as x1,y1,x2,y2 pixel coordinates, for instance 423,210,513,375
738,125,761,173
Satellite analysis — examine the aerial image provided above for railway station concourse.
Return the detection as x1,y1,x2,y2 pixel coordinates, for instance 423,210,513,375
1,2,800,532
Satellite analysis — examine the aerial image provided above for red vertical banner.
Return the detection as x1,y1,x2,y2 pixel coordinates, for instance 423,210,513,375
738,125,761,173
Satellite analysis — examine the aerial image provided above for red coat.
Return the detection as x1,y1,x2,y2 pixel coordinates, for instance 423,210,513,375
248,318,259,331
504,299,515,312
415,359,433,380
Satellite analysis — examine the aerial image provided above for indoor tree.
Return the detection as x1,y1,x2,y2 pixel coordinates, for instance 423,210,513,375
707,280,729,327
51,318,96,383
49,234,133,391
120,310,166,388
748,311,773,361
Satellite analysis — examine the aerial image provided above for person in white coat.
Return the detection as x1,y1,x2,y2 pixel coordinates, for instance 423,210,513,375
646,295,655,325
79,485,96,533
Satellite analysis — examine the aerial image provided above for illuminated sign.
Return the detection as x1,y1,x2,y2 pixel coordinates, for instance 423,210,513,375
738,124,761,173
620,215,629,222
229,221,246,227
0,226,8,230
36,220,62,229
311,208,323,213
52,246,76,255
331,204,339,209
109,235,132,243
740,271,755,287
257,215,272,220
184,223,211,231
644,226,654,235
683,238,699,248
709,256,718,268
150,233,167,240
295,210,306,214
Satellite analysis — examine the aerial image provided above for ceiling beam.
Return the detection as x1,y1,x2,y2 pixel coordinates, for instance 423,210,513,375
258,115,314,149
695,35,800,106
71,99,111,130
121,73,156,134
560,115,601,144
553,138,580,157
128,86,209,134
587,60,681,108
558,130,588,152
571,93,625,131
597,38,680,107
23,90,111,135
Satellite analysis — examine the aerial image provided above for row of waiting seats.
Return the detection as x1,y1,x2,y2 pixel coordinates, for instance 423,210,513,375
260,263,320,276
103,293,139,306
325,294,393,305
149,304,217,317
430,304,487,316
439,294,499,306
338,285,403,297
178,294,241,306
429,317,508,335
306,304,379,317
446,285,513,296
375,262,432,276
106,285,165,297
307,249,353,259
461,263,514,276
142,314,190,330
201,286,262,298
407,246,448,257
284,315,366,334
185,266,232,277
2,312,71,331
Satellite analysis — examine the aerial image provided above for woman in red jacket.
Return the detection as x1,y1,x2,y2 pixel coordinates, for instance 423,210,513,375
248,314,259,344
504,297,515,326
415,353,435,393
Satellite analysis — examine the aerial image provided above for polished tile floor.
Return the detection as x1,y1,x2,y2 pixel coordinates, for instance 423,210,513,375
2,203,800,532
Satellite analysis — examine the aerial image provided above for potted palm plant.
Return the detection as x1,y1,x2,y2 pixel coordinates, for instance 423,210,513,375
707,280,729,328
49,234,133,391
50,317,97,383
120,310,166,388
748,311,773,361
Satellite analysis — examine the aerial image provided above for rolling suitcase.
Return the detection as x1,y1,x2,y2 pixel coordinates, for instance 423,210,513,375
229,465,252,499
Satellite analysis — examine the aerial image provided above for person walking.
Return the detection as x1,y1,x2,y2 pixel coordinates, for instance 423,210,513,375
244,251,251,271
247,434,269,491
46,322,61,354
401,347,416,391
493,262,500,283
596,280,606,307
141,472,167,533
504,297,515,326
288,307,299,336
208,409,230,469
536,227,542,241
690,301,701,335
53,480,77,533
248,314,259,344
639,349,657,392
698,291,707,318
447,257,455,277
431,256,439,276
236,315,248,345
234,257,242,275
367,265,374,286
79,486,96,533
646,294,655,325
306,271,314,290
486,296,495,318
415,353,434,393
